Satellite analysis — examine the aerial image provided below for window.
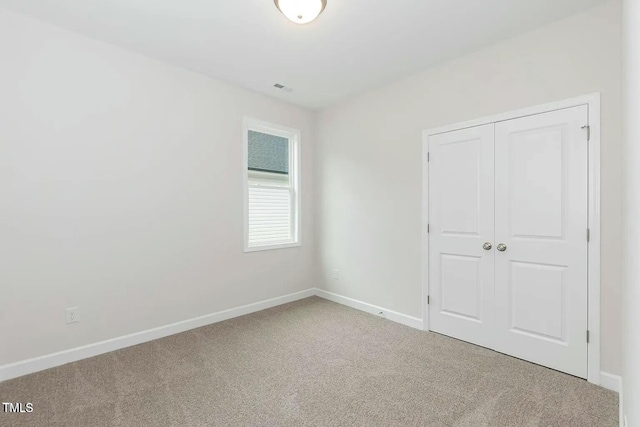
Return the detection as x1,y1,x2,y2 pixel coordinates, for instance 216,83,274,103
244,118,300,251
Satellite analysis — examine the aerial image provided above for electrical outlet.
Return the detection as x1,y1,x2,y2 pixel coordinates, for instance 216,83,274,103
332,269,340,280
65,307,79,324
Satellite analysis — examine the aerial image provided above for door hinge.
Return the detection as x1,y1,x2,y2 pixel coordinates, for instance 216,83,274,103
587,330,590,343
427,152,430,162
427,223,430,233
582,125,591,141
587,228,590,242
427,295,430,305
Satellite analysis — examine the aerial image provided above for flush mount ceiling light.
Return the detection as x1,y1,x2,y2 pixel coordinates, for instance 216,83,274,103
274,0,327,25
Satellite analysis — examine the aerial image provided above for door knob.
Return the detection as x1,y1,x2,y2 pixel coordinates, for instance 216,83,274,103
497,243,507,252
483,242,492,250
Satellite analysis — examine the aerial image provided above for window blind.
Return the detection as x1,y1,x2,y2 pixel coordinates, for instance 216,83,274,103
248,185,293,247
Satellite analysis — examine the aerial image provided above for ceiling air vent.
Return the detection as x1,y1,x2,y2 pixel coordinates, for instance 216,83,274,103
274,83,293,93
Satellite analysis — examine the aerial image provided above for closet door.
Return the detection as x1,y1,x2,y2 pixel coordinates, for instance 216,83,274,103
428,124,495,348
494,106,589,378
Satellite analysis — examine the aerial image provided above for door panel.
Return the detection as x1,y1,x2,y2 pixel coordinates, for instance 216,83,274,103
509,261,566,342
440,254,482,321
494,106,588,378
429,124,495,348
509,130,564,239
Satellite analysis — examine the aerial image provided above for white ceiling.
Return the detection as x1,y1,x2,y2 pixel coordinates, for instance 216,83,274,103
1,0,606,110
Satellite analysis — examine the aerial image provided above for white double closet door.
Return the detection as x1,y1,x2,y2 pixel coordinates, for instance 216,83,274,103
428,105,589,378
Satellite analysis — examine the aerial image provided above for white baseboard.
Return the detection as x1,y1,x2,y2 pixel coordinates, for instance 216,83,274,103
314,288,423,330
1,285,613,395
619,377,625,427
600,371,622,393
0,288,316,383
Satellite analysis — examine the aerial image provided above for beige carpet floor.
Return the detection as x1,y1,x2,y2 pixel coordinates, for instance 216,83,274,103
0,297,618,426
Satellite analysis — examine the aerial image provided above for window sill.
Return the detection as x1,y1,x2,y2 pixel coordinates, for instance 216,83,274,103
244,241,301,253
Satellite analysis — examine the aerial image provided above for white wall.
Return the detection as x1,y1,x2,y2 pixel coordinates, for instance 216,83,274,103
622,0,640,423
0,0,626,384
0,8,315,366
316,1,623,375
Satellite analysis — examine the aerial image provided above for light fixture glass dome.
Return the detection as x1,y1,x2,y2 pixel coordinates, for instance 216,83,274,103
274,0,327,25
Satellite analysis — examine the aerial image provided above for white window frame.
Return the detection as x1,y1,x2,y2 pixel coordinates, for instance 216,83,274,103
243,117,301,252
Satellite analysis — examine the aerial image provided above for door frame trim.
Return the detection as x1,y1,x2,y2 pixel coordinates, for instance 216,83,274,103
421,93,601,385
